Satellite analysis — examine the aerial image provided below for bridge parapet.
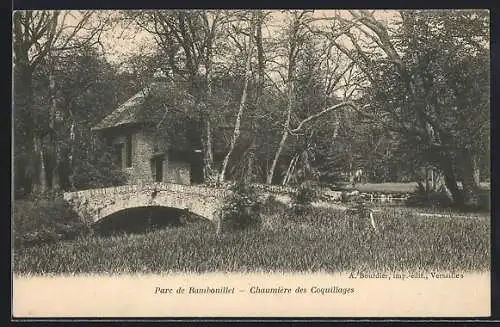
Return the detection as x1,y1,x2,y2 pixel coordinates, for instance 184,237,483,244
62,182,303,225
63,182,228,201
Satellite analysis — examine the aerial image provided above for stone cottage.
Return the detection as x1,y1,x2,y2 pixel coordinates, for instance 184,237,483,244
91,80,204,185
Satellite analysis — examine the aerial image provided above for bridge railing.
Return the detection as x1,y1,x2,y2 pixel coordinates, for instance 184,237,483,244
63,181,299,200
63,182,230,200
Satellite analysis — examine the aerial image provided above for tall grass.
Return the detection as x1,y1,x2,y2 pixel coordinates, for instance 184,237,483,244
13,205,490,275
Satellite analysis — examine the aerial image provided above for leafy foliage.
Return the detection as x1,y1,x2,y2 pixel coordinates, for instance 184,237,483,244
291,184,318,206
288,183,319,216
406,187,453,209
71,145,128,190
13,198,90,249
364,10,489,205
220,182,262,231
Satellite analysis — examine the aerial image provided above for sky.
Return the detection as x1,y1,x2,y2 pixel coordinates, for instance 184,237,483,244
50,9,402,98
93,10,401,65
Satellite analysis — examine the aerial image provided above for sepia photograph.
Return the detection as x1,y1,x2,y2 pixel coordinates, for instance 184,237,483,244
12,9,491,318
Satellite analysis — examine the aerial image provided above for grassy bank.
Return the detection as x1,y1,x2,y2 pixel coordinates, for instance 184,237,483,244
351,182,491,194
13,198,90,249
13,205,490,275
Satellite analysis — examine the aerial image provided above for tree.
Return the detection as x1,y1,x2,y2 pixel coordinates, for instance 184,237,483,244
218,12,257,182
25,45,133,192
13,10,110,193
331,10,489,207
245,10,271,183
265,10,365,185
266,10,312,184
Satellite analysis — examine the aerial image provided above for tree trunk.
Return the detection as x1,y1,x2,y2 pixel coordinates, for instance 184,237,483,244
267,78,294,184
267,121,290,184
50,141,60,190
430,168,435,191
282,153,299,185
460,150,481,208
63,118,76,190
13,60,36,194
439,155,463,206
203,57,215,183
245,142,256,183
331,112,340,147
219,17,256,183
267,13,304,184
33,134,47,193
48,63,60,191
425,167,430,192
246,12,265,183
203,118,214,181
195,81,214,184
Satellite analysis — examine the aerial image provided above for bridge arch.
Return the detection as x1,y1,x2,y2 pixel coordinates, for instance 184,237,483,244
95,194,220,223
93,205,211,235
63,183,227,224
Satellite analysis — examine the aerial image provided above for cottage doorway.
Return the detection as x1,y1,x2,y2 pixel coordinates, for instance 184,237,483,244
190,152,204,184
153,156,164,182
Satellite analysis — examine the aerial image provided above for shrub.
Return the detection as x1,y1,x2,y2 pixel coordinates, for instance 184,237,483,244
259,195,289,231
13,198,90,249
406,184,453,208
290,184,319,216
477,190,491,212
220,182,262,231
71,146,128,190
292,185,318,205
261,195,287,216
340,190,361,203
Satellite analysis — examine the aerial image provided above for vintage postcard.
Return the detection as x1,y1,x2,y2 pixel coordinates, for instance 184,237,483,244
12,9,491,318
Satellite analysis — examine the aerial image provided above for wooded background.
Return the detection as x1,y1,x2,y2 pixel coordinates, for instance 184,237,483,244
13,10,490,208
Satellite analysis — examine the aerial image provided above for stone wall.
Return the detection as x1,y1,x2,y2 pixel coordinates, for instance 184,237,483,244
104,127,191,185
164,160,191,185
131,129,155,184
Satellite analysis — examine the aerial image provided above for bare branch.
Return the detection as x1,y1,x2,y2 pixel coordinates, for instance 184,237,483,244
289,102,370,134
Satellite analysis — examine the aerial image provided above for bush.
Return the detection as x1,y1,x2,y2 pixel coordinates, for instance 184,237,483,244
290,184,319,216
261,195,287,216
71,146,128,190
477,190,491,212
13,198,90,249
292,185,318,205
406,184,453,208
220,182,262,231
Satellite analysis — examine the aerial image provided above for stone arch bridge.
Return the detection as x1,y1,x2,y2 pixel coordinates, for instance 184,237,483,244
63,182,295,224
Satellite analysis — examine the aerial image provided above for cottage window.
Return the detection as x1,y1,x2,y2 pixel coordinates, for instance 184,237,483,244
153,156,164,182
126,134,132,167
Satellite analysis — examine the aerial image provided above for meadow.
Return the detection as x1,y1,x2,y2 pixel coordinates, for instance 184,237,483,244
13,199,490,275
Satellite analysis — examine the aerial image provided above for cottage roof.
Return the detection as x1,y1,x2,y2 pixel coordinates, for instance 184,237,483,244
92,81,184,131
92,90,145,131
